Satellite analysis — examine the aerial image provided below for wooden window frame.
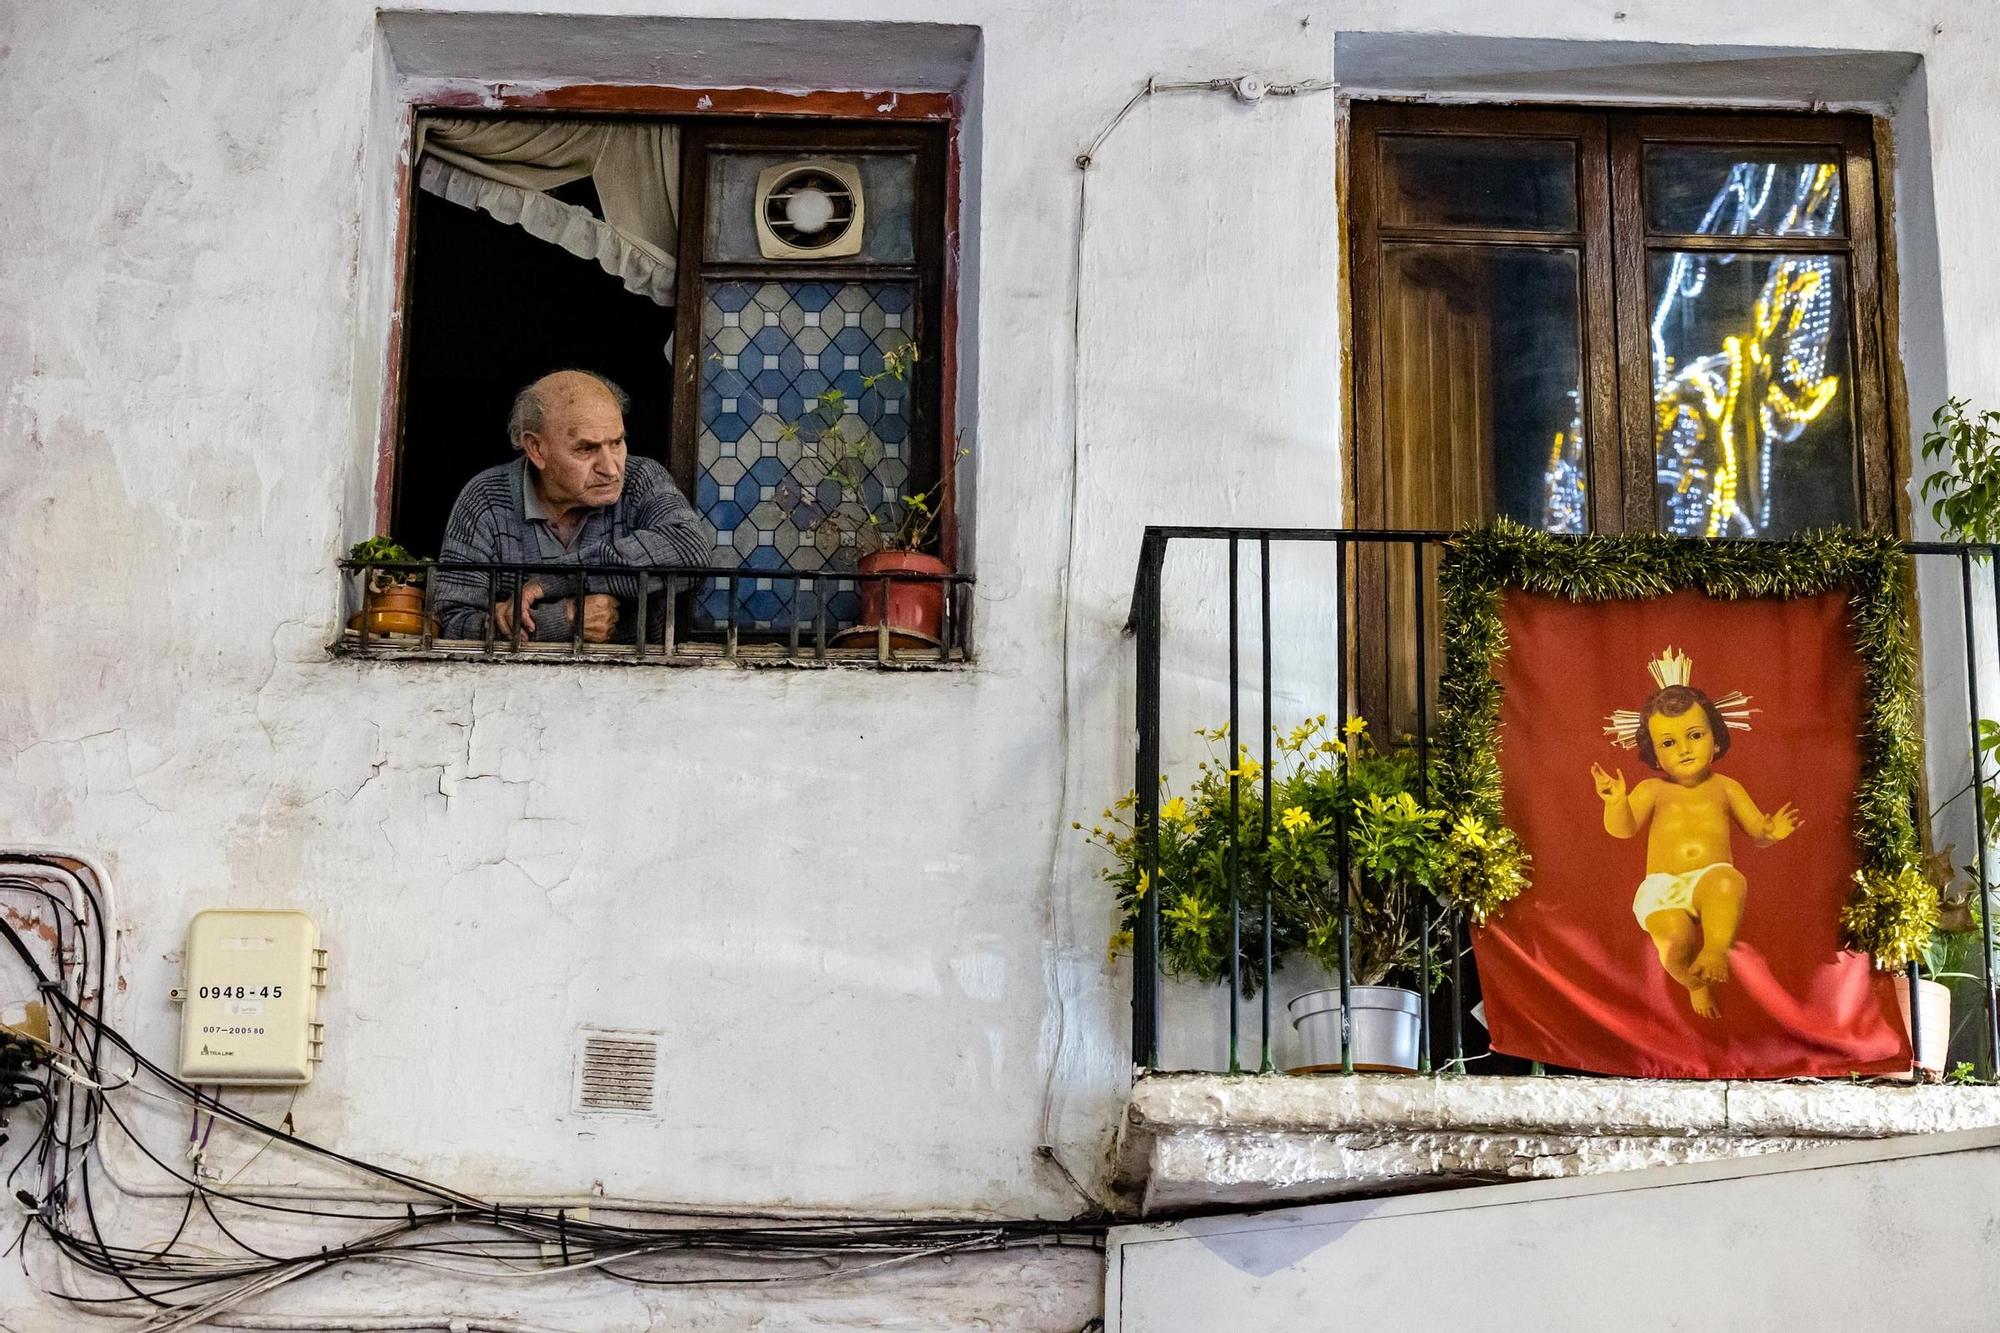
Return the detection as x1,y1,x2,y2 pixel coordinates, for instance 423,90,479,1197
1345,101,1896,539
670,119,953,569
373,85,962,571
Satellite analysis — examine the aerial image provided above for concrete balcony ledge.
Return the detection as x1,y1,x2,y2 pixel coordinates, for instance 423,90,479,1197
1116,1072,2000,1213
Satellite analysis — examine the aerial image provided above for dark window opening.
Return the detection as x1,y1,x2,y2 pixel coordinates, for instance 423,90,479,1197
395,181,676,559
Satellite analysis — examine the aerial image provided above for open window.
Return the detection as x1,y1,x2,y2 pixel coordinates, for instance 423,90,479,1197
364,104,956,662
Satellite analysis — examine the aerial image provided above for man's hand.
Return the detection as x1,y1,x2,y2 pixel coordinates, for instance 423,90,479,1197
580,594,619,643
1590,762,1626,804
1765,803,1803,843
493,579,544,639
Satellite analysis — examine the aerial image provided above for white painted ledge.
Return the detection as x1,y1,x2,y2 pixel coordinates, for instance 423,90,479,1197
1116,1072,2000,1213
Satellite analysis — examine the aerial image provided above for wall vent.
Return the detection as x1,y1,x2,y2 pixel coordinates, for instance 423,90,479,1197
572,1029,661,1116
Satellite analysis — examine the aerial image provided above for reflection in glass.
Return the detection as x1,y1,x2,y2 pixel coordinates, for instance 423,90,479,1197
1379,135,1578,232
1650,252,1852,537
1644,145,1844,237
1379,246,1585,533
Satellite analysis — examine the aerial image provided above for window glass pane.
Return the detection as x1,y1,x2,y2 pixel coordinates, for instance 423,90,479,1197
1380,246,1586,533
1644,144,1845,238
707,153,917,263
1378,135,1578,232
1649,251,1853,537
696,279,919,630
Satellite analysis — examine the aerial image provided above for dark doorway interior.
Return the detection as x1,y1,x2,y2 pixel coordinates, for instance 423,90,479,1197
393,179,678,557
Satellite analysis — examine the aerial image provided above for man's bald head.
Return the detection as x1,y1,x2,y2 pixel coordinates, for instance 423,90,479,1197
509,370,633,516
507,370,631,452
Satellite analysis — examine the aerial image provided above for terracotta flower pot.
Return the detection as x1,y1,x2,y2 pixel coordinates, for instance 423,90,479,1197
847,550,950,649
348,584,430,638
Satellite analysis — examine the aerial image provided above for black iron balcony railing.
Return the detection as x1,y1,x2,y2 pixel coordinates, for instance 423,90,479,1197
1125,526,2000,1081
336,558,973,666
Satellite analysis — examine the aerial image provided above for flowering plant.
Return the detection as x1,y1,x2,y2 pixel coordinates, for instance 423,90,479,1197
1082,717,1527,991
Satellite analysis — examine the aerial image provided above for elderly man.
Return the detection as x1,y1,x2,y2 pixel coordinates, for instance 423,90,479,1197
433,370,711,643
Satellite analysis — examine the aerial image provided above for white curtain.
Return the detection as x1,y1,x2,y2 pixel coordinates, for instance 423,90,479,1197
415,118,680,306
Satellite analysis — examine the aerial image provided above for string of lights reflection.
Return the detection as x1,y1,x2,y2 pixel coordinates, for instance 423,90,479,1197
1541,159,1843,536
0,860,1103,1331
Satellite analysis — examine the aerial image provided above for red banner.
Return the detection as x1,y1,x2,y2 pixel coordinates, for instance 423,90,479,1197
1472,587,1909,1078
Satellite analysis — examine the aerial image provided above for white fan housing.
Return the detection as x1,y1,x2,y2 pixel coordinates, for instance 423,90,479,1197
754,159,865,260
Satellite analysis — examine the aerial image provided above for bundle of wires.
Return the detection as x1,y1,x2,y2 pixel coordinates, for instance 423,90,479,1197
0,857,1105,1330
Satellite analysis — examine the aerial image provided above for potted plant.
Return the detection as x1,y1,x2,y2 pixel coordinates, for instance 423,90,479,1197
1902,842,2000,1079
1913,399,2000,1078
1266,721,1523,1073
777,343,959,648
345,536,431,638
1083,717,1511,1073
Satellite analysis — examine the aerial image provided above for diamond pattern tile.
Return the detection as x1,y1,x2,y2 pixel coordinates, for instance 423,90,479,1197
696,280,919,631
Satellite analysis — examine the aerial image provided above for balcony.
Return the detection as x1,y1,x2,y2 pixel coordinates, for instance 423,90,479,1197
335,556,973,667
1109,525,2000,1213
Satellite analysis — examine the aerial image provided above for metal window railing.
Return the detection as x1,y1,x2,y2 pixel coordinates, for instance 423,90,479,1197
1125,526,2000,1081
336,558,973,667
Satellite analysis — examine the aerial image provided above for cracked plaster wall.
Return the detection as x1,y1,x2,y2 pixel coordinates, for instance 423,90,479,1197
1,0,1998,1328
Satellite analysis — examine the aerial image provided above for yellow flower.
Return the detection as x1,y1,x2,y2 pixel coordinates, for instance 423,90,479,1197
1454,816,1490,849
1106,929,1133,964
1135,868,1151,898
1161,796,1192,825
1344,716,1368,737
1281,806,1315,835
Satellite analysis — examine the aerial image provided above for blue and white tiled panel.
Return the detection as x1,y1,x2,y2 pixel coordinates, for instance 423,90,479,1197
694,279,917,630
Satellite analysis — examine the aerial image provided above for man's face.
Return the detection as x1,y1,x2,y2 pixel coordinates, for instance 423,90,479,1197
1647,706,1716,783
522,385,628,511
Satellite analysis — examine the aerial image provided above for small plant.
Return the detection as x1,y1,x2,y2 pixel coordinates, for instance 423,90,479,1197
347,536,426,594
1919,401,2000,875
1082,717,1515,992
1920,398,2000,546
773,342,950,556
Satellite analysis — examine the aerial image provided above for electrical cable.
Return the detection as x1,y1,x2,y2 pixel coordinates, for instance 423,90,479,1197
1036,69,1337,1208
0,873,1109,1325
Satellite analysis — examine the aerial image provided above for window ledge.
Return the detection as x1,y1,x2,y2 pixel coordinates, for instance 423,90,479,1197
331,635,969,671
1115,1072,2000,1215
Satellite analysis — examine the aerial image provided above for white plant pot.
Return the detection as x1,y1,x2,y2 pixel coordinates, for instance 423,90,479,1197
1285,985,1424,1074
1895,976,1952,1076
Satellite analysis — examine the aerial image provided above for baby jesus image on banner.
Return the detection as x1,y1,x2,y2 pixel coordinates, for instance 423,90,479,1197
1470,587,1910,1078
1592,649,1795,1020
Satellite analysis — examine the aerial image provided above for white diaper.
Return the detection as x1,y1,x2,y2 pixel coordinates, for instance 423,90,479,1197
1632,862,1734,928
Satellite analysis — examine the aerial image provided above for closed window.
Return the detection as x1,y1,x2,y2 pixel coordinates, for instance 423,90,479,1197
1346,104,1892,728
1348,104,1892,539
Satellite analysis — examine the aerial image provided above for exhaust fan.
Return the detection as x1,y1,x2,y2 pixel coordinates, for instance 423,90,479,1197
755,159,865,260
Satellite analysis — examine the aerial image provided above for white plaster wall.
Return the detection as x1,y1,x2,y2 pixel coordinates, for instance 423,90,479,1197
1,0,1997,1327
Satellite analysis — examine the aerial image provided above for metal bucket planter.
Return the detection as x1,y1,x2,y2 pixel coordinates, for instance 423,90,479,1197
1285,985,1423,1074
